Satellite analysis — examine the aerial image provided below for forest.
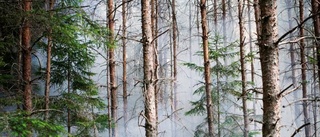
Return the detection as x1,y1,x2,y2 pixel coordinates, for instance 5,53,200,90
0,0,320,137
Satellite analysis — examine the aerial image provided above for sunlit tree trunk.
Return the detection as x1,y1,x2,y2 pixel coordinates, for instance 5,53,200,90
45,0,55,122
107,0,117,136
258,0,281,136
238,0,249,136
299,0,311,136
200,0,214,136
141,0,157,136
121,0,128,136
22,0,32,136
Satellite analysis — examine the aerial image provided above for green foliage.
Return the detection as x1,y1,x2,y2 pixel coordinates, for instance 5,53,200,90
0,0,110,136
0,112,65,137
184,35,246,136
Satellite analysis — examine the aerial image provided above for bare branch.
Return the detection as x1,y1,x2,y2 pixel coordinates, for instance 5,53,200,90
275,12,320,45
291,123,311,137
277,84,293,97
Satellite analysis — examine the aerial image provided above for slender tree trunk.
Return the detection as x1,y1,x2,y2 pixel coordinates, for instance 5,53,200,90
238,0,249,136
67,59,71,135
312,0,320,91
107,0,117,136
141,0,157,136
313,36,318,137
311,1,320,136
253,0,260,37
22,0,32,115
259,0,281,136
200,0,214,136
150,0,158,133
170,0,177,114
45,0,54,122
286,0,301,130
170,0,178,135
299,1,311,136
247,0,256,130
22,0,32,136
121,0,128,136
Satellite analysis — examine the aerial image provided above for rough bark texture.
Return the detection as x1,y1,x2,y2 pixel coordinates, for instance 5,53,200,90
108,0,117,136
121,0,128,136
22,0,32,115
200,0,214,136
141,0,157,136
258,0,281,136
299,1,311,136
238,0,249,136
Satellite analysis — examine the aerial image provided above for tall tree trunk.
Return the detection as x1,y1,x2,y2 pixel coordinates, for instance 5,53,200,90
247,0,256,130
150,0,158,133
259,0,281,136
141,0,157,136
108,0,117,135
121,0,128,136
170,0,178,135
22,0,32,136
299,1,311,136
200,0,214,136
286,0,300,130
311,1,320,136
22,0,32,115
312,0,320,91
67,59,71,135
45,0,54,122
238,0,249,136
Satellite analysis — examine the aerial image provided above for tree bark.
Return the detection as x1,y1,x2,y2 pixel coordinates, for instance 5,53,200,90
22,0,32,136
107,0,117,136
238,0,249,136
258,0,281,136
150,0,158,134
286,0,300,130
170,0,178,135
299,1,311,136
141,0,157,136
121,0,128,136
200,0,214,136
247,0,257,130
312,0,320,91
311,1,320,136
45,0,55,122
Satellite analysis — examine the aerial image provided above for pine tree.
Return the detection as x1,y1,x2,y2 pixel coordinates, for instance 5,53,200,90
141,0,157,136
258,0,281,136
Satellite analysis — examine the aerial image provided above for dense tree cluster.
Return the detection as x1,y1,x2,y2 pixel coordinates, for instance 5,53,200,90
1,0,320,137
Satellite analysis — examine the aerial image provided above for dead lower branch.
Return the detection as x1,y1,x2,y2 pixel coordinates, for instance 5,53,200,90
291,123,311,137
